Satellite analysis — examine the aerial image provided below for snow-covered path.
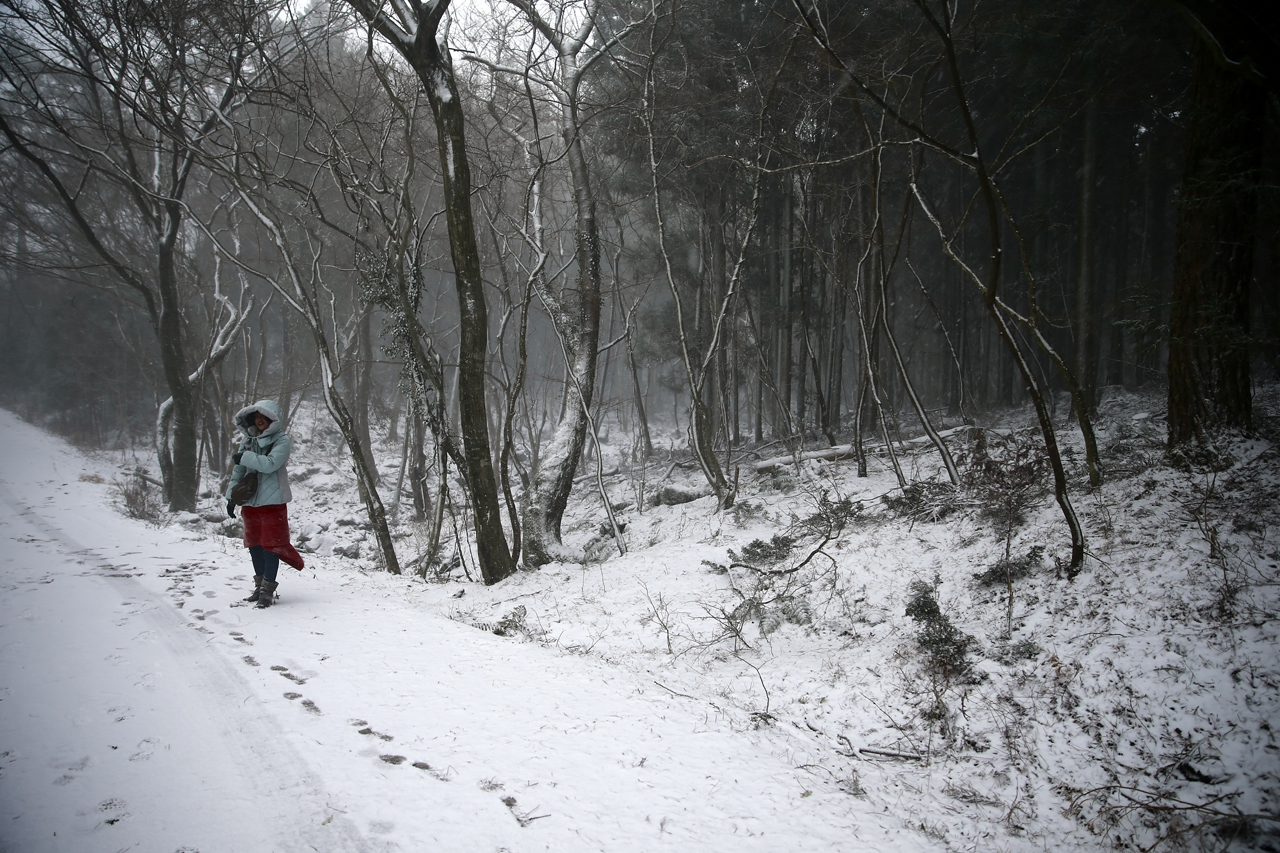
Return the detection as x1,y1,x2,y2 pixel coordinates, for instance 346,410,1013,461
0,411,940,852
0,477,368,852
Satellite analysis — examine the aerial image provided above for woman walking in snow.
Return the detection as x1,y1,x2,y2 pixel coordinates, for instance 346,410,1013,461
226,400,304,607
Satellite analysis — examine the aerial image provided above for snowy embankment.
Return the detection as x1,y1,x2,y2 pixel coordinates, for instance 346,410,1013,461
0,407,943,853
450,387,1280,853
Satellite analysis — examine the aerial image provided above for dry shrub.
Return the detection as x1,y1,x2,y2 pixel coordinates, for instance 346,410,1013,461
113,469,163,523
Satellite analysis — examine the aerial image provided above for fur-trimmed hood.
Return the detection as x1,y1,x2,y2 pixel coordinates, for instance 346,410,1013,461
234,400,284,439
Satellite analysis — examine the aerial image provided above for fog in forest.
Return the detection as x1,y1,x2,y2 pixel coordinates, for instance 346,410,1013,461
0,0,1275,576
3,4,1280,851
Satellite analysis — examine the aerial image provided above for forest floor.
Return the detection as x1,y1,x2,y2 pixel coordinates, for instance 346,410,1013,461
1,382,1278,852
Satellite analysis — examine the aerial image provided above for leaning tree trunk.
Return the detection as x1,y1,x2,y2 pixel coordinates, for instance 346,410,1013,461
155,202,201,512
1167,37,1263,448
230,178,403,576
352,309,381,485
626,329,654,460
888,0,1088,574
322,363,401,576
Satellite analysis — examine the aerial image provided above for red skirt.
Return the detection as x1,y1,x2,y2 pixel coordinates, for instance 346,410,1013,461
242,504,305,571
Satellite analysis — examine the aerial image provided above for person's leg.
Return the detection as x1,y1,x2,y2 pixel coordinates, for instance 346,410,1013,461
259,550,280,583
256,549,281,608
245,546,266,602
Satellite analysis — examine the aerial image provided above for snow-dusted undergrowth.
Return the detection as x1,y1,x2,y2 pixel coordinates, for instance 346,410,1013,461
91,384,1280,850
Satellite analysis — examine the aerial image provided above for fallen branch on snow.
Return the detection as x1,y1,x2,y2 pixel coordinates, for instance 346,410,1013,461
753,425,976,474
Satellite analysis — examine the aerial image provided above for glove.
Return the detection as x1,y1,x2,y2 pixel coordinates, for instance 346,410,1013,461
232,451,244,465
227,500,236,518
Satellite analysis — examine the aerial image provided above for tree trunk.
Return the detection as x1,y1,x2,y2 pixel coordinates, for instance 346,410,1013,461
353,309,381,485
325,370,400,575
1167,37,1263,447
627,333,653,459
1073,99,1099,419
365,9,515,583
780,191,794,433
409,405,431,521
279,307,295,424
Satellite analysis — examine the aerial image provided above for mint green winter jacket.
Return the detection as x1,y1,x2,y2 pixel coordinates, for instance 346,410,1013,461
226,400,292,507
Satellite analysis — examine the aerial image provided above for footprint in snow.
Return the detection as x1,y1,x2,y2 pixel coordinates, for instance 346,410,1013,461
129,737,161,762
53,755,89,785
358,737,450,781
412,761,452,781
96,797,130,826
383,754,453,782
349,719,395,741
270,665,307,685
283,693,321,714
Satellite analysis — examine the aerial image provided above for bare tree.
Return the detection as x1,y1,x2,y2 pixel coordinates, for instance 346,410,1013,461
638,53,765,509
217,183,403,574
343,0,515,583
0,0,260,509
791,0,1090,574
462,0,648,562
161,7,407,572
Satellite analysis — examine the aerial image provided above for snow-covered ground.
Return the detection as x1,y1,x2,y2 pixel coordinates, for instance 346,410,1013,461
0,408,940,852
2,384,1278,852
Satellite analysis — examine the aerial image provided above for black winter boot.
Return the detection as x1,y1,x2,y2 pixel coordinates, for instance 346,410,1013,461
257,580,279,608
244,575,264,603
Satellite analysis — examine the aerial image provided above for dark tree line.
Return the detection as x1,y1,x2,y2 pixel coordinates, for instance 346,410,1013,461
0,0,1275,581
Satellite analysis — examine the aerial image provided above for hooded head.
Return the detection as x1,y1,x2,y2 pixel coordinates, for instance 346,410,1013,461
234,400,283,438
